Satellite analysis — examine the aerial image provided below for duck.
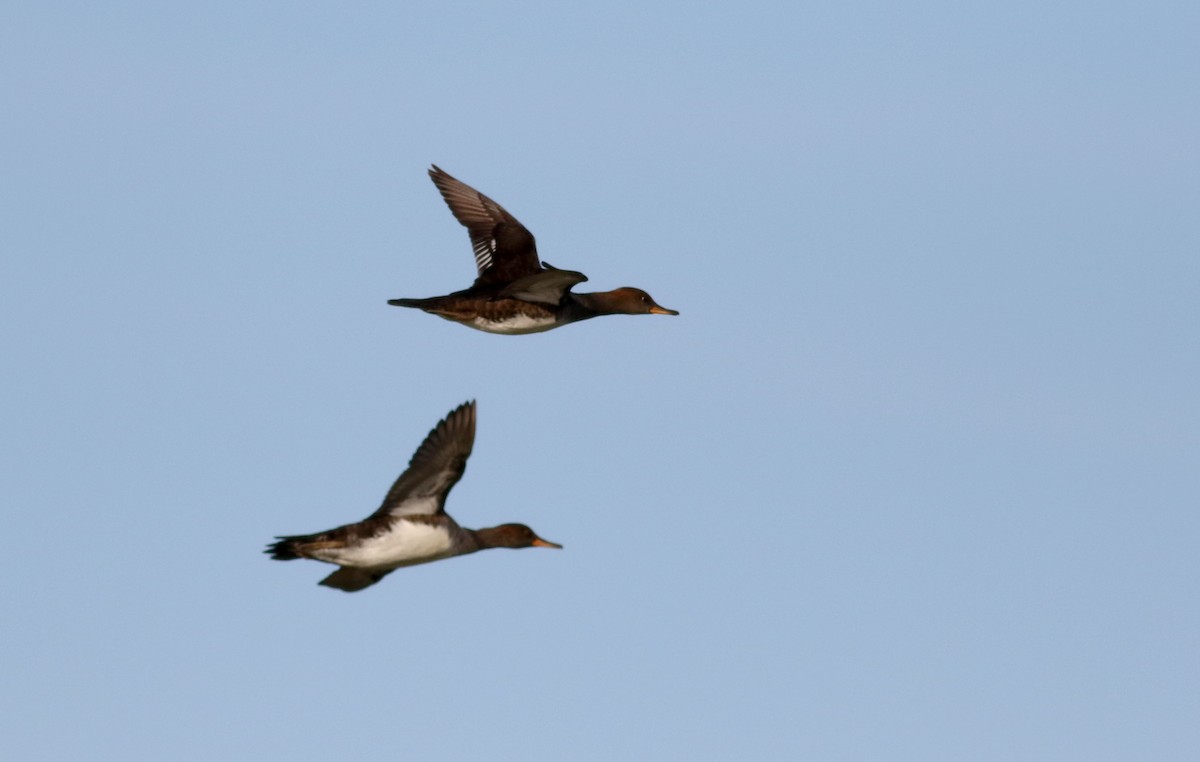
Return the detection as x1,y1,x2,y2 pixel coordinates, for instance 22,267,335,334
388,165,678,334
266,401,561,592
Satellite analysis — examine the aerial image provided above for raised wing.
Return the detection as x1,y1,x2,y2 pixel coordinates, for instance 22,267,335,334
428,165,542,286
371,401,477,518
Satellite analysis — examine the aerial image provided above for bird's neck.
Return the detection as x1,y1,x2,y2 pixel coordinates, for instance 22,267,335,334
563,291,609,321
468,525,509,550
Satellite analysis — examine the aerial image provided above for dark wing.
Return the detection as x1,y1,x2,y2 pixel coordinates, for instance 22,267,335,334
369,401,477,519
495,264,588,305
319,567,392,592
429,165,543,286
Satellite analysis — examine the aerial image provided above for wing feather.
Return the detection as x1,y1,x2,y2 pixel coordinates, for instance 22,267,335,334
370,401,477,518
428,166,543,285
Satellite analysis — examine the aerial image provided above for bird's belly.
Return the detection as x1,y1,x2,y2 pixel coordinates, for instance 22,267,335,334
466,313,559,335
322,522,456,568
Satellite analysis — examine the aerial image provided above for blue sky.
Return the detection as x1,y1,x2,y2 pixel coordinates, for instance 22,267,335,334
2,1,1197,759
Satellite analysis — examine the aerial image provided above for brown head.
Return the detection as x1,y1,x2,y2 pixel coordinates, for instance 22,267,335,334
581,287,679,317
474,523,563,550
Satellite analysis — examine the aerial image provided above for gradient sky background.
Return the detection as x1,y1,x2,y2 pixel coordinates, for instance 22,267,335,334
3,1,1198,760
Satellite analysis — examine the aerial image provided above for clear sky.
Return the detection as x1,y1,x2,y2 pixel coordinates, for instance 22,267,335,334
3,1,1197,759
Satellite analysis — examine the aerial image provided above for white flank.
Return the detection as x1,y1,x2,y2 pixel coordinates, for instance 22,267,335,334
315,522,456,568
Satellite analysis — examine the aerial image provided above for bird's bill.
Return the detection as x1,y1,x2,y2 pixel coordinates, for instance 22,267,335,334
532,538,563,549
649,305,679,316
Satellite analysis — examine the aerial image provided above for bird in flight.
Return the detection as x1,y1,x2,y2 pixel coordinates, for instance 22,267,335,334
388,165,678,334
266,401,561,592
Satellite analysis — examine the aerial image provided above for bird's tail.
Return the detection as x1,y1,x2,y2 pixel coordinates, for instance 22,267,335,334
265,536,305,561
387,297,428,308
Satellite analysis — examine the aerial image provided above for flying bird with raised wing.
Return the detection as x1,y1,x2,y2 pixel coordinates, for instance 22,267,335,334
266,401,561,592
388,165,678,334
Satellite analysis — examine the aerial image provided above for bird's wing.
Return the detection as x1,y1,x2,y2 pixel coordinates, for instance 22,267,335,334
370,401,477,518
428,165,543,285
495,264,588,305
318,566,392,592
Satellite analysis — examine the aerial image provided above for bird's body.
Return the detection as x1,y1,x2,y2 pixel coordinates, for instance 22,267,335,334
267,402,560,592
389,291,563,335
388,165,678,333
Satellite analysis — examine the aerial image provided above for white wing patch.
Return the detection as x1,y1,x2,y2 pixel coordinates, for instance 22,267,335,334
473,239,495,274
387,495,441,518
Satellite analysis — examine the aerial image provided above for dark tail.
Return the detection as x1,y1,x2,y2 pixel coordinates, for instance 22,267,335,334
387,297,428,308
265,536,303,561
